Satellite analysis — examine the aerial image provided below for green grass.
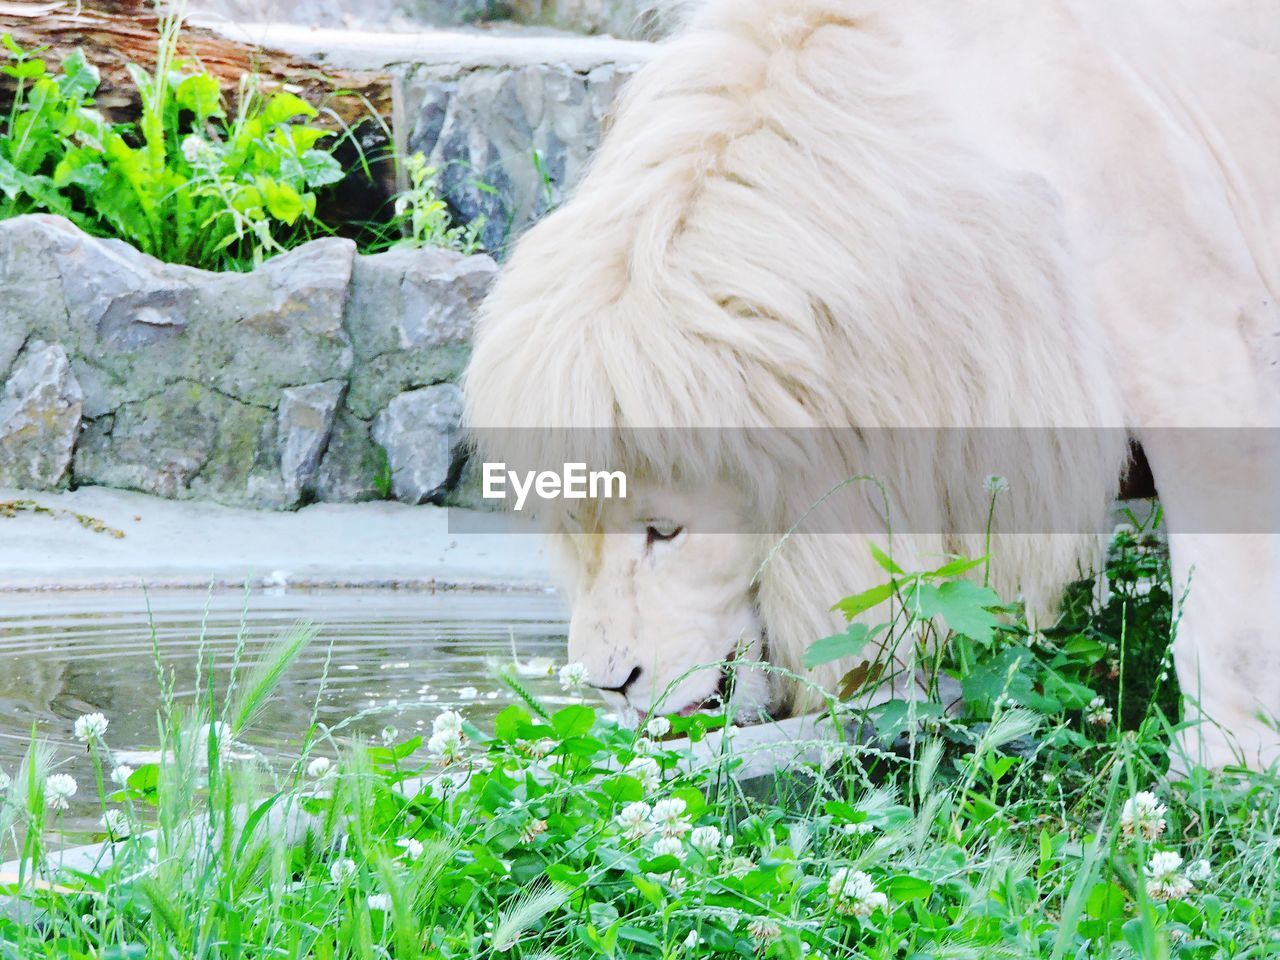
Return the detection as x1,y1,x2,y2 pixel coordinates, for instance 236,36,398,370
0,518,1277,959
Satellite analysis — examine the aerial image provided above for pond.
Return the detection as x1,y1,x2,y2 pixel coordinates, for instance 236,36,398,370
0,589,570,837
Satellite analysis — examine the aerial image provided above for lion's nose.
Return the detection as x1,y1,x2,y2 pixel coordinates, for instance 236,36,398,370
592,665,642,696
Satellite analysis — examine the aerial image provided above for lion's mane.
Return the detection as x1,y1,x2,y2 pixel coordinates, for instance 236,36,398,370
465,0,1129,704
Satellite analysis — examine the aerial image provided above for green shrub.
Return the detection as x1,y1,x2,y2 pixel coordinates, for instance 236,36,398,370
0,31,483,270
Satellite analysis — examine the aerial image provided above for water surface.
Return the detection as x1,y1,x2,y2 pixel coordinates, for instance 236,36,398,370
0,589,569,836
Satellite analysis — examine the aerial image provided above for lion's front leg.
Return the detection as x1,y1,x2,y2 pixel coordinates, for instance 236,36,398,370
1139,429,1280,771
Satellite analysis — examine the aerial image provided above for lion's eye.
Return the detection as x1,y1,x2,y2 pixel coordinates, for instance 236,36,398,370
645,523,684,545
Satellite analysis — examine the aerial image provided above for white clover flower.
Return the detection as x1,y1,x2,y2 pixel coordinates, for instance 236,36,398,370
367,893,392,911
650,798,691,838
46,773,78,810
559,662,590,693
329,858,357,883
632,737,657,755
725,855,756,877
984,474,1009,495
689,825,722,855
615,801,653,841
428,710,467,763
526,737,557,759
180,134,204,164
397,838,425,860
625,756,661,792
109,764,134,786
1145,851,1193,902
74,713,109,742
747,918,781,943
306,757,333,779
520,818,548,844
100,809,131,838
380,725,399,745
1186,859,1212,883
653,835,686,861
433,710,464,737
1120,791,1167,842
1086,696,1113,726
645,716,672,739
0,768,10,792
841,821,874,836
428,730,465,763
828,868,889,918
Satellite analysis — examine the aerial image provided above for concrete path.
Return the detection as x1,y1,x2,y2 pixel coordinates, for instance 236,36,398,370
198,19,658,71
0,488,554,592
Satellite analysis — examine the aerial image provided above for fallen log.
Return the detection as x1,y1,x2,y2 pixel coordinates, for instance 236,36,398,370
0,1,393,129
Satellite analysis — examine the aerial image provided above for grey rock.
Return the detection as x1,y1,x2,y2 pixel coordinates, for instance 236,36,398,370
0,342,83,490
315,411,387,503
190,239,356,408
73,382,282,508
0,216,356,418
278,381,347,501
372,384,464,504
405,61,638,253
346,245,496,418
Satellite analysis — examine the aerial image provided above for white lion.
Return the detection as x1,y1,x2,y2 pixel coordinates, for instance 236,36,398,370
465,0,1280,770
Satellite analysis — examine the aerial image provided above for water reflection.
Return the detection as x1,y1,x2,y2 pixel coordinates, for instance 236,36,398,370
0,589,569,836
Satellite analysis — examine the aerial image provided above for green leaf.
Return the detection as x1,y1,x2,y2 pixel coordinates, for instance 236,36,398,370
262,91,316,126
928,555,989,579
545,864,587,888
493,705,531,742
57,48,100,100
261,180,305,224
175,73,224,118
832,582,894,620
300,148,344,188
552,704,596,740
960,647,1036,711
909,579,1003,644
1086,881,1128,921
597,774,644,804
802,622,884,669
886,874,933,903
630,873,664,907
869,542,904,575
638,855,681,874
3,58,45,80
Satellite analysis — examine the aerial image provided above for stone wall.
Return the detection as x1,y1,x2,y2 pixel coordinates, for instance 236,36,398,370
0,215,495,510
403,60,638,252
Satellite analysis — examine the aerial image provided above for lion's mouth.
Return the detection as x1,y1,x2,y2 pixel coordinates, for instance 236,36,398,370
676,666,732,717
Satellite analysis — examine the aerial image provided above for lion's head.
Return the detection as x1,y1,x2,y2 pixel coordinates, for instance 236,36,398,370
464,0,1126,723
553,485,772,721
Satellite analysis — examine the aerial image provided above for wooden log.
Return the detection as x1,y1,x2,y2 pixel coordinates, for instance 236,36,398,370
0,0,399,234
0,2,394,131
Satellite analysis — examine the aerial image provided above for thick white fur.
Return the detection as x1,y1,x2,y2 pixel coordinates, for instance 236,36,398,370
465,0,1280,767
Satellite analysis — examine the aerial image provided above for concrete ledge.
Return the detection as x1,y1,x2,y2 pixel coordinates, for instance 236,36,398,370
0,487,553,592
199,20,657,71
